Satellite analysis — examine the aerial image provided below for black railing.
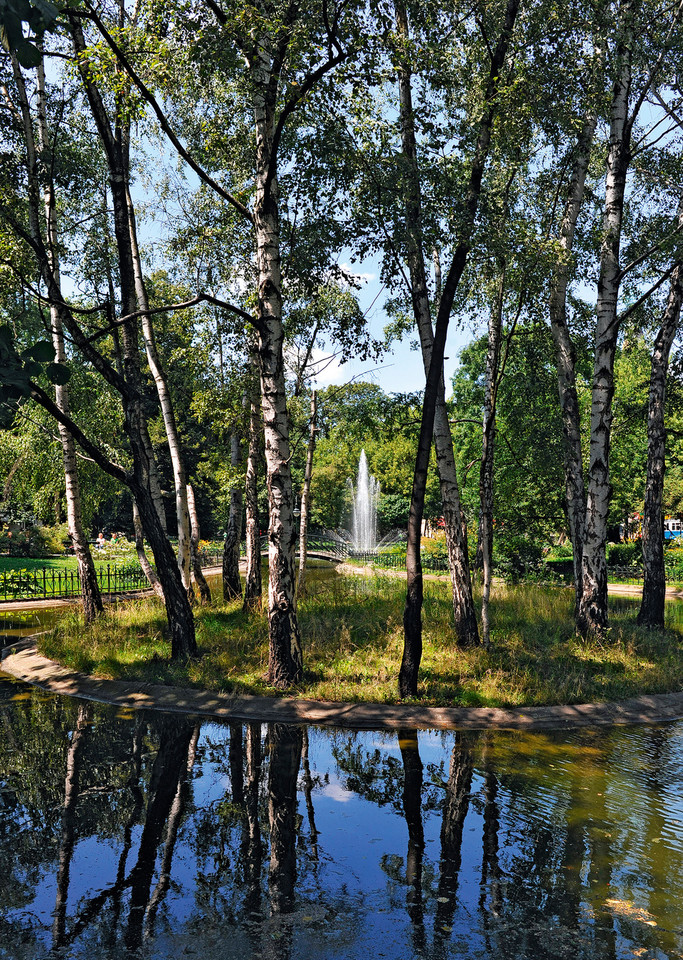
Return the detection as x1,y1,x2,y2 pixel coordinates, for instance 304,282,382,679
0,563,150,602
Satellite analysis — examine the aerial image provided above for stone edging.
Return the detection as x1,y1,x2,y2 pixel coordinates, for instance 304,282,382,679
3,639,683,730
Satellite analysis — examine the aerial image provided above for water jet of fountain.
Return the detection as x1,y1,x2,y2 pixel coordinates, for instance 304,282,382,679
350,450,380,553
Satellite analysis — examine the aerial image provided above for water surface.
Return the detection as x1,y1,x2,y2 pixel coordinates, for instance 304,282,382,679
1,675,682,959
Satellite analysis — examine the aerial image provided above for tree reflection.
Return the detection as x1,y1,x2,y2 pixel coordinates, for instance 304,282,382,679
434,731,475,952
3,681,683,960
479,737,502,921
124,716,198,951
398,728,425,950
244,720,264,919
52,702,93,949
267,723,303,915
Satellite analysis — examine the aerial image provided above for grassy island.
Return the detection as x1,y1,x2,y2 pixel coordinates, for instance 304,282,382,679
37,574,683,708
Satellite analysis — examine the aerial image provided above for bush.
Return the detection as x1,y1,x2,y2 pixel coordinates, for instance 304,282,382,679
377,494,410,531
545,542,573,560
38,523,71,555
493,534,543,581
0,525,52,558
607,540,642,567
420,532,449,569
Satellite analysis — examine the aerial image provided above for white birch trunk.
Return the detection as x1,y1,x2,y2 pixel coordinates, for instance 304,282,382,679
244,356,263,611
126,183,192,593
187,483,211,604
17,56,103,622
578,35,632,635
223,430,244,600
479,273,504,646
253,39,302,686
132,501,164,597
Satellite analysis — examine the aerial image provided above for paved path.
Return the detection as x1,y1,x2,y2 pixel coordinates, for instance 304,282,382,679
3,639,683,731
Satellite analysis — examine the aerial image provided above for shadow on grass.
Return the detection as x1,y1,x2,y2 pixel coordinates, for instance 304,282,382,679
35,577,683,706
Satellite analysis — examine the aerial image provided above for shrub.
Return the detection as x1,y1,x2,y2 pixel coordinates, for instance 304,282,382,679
38,523,71,555
607,540,642,567
0,525,53,557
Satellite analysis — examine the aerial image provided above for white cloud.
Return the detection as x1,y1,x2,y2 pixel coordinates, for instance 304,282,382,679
320,781,353,803
338,262,376,285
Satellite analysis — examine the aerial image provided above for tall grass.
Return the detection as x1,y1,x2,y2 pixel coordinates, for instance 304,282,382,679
38,576,683,707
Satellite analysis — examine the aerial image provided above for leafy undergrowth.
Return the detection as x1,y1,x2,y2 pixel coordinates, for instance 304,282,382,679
38,577,683,707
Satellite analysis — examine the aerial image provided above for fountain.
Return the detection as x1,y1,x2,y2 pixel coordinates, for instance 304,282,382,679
350,450,380,553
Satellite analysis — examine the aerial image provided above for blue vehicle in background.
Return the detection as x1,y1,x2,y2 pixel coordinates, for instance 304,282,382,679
664,518,683,539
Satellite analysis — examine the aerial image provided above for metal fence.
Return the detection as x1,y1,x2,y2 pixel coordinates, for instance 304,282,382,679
0,564,150,603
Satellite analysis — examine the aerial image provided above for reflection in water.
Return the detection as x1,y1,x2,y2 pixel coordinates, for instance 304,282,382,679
2,677,683,959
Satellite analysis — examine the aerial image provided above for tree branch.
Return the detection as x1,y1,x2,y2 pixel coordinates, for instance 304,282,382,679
78,2,254,225
266,46,349,198
618,220,683,281
29,383,128,484
618,264,678,324
86,293,264,342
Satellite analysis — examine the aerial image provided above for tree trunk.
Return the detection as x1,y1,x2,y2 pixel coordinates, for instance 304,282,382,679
394,0,479,649
479,272,505,647
253,41,302,688
187,483,212,604
32,56,103,623
223,430,244,600
267,723,303,914
549,111,596,612
578,33,632,636
133,501,164,597
126,181,192,594
69,16,196,658
297,391,317,598
638,256,683,627
400,0,520,696
243,365,263,611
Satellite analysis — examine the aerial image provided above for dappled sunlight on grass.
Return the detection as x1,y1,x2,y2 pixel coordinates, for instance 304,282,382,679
36,577,683,707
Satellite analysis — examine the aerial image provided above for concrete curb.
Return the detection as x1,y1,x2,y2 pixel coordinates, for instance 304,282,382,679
3,640,683,730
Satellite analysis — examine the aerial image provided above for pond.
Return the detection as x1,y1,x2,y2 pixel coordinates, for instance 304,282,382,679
1,673,682,960
0,606,66,644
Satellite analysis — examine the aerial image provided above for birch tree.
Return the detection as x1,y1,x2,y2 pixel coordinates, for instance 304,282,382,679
2,53,103,621
391,0,478,648
638,218,683,627
83,0,368,686
578,0,683,635
400,0,521,696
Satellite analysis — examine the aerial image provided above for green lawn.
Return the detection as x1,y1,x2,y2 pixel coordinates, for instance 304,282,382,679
38,577,683,708
0,556,81,572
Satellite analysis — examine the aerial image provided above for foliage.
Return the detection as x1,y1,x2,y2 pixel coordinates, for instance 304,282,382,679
0,0,58,66
309,382,441,530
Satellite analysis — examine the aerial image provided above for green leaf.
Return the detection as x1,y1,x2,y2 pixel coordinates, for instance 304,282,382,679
46,361,70,384
22,359,42,379
15,37,41,67
22,340,54,362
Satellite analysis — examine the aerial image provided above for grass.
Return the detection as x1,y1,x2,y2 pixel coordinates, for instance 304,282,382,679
0,545,140,574
36,574,683,708
0,557,83,572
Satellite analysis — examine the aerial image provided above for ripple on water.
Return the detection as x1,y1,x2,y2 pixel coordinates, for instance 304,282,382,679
1,680,683,959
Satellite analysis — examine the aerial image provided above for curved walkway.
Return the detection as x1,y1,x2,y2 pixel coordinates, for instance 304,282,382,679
3,638,683,731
